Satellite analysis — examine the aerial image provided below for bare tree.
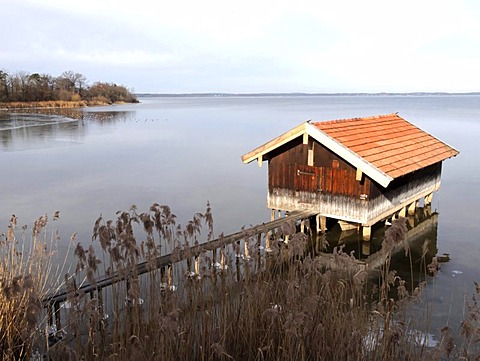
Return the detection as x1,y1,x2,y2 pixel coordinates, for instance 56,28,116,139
0,70,8,101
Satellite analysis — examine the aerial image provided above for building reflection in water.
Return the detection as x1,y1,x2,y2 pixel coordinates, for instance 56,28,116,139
311,205,441,291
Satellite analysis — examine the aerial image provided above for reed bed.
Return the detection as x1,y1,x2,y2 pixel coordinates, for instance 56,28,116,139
0,99,115,110
2,204,480,360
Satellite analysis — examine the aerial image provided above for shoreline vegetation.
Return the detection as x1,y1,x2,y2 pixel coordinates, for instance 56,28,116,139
1,205,480,360
0,69,138,110
0,99,132,110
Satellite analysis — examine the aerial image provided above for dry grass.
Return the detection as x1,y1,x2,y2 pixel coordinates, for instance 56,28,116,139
2,205,480,360
0,213,65,360
0,99,119,110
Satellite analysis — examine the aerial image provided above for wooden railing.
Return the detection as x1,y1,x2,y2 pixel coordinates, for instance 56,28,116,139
42,210,318,334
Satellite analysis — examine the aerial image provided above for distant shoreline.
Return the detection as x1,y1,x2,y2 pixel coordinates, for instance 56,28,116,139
136,92,480,98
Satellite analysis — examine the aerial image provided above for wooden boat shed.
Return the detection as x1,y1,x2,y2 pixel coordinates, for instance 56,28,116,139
241,114,459,240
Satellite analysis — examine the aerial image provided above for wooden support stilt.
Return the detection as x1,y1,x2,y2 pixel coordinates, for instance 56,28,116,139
220,249,226,269
54,301,61,334
47,303,53,328
320,216,327,233
300,219,305,234
407,202,416,216
160,267,166,283
425,203,432,216
97,287,105,331
398,207,406,218
194,256,200,277
362,226,371,241
425,192,433,205
244,238,250,259
277,210,282,219
271,209,275,221
266,231,272,252
407,216,415,228
362,241,371,256
167,265,173,287
212,248,217,266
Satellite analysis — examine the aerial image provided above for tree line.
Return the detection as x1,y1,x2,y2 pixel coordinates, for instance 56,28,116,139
0,69,138,104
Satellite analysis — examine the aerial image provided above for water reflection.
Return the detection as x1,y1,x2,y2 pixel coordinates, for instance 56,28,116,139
81,110,136,124
310,206,440,291
0,109,136,151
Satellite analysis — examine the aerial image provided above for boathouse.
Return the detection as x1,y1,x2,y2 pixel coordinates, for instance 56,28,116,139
241,114,459,239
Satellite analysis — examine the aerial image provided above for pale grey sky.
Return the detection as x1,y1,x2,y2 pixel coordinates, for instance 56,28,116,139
1,0,479,93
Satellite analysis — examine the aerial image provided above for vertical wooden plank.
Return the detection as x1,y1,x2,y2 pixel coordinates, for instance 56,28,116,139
333,168,339,194
326,168,333,193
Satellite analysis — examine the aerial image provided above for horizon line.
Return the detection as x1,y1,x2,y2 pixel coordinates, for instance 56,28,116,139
135,91,480,97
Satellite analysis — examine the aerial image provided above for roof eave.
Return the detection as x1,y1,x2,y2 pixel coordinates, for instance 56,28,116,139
241,122,393,188
241,122,308,164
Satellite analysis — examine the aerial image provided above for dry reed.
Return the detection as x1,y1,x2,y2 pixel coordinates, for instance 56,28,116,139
3,206,480,360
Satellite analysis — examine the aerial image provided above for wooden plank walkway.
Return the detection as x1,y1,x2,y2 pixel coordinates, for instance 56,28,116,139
44,209,318,305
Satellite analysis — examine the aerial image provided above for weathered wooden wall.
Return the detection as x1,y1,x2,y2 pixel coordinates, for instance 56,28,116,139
267,137,443,225
268,140,370,197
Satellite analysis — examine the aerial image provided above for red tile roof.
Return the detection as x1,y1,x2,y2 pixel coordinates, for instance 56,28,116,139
312,114,459,179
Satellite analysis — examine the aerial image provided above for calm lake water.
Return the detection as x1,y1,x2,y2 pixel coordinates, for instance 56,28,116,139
0,95,478,336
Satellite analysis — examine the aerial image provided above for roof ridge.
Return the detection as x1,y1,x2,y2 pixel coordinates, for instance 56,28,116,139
312,113,399,125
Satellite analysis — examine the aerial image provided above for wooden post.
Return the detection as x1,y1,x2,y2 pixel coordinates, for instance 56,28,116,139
300,219,305,234
321,217,327,232
425,203,432,216
47,303,53,329
399,207,406,218
220,249,226,269
425,192,433,205
266,231,272,252
362,240,371,256
160,267,166,284
271,209,276,221
53,301,61,337
167,265,173,287
244,238,250,259
407,202,416,216
212,248,217,267
194,256,200,277
362,226,371,241
407,216,415,228
97,287,105,331
315,214,327,234
316,215,327,233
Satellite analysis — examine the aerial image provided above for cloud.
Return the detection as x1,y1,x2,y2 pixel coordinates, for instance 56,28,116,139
2,0,480,92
